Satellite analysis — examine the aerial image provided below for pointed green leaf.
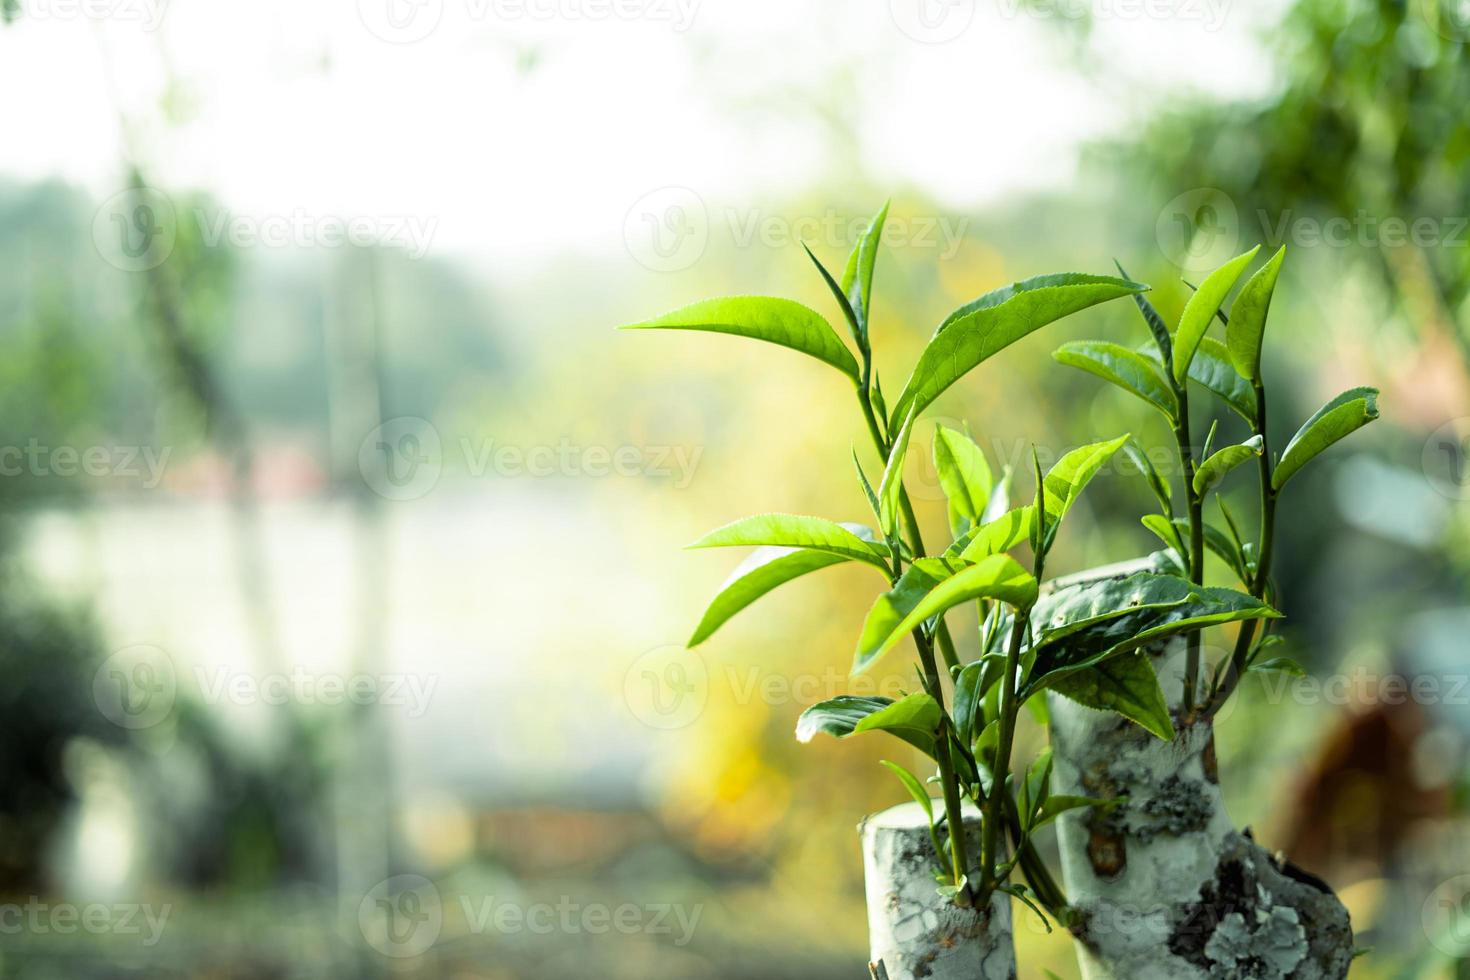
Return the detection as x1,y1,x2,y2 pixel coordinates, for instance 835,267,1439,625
1171,247,1259,384
1047,650,1176,740
933,424,995,539
951,436,1129,560
855,555,1038,675
1053,340,1177,418
953,657,1004,745
954,505,1035,561
797,695,893,741
1025,574,1280,700
803,243,862,348
852,450,883,526
1028,570,1190,649
622,296,859,378
1272,387,1381,490
891,274,1146,423
1034,794,1122,829
852,691,943,757
1141,512,1187,558
879,411,916,539
690,513,889,569
689,541,861,647
1226,245,1286,381
879,759,936,821
1116,260,1173,361
1193,435,1264,495
1125,442,1174,518
841,201,890,335
982,465,1013,523
1249,657,1305,677
1039,435,1131,525
1185,337,1258,422
854,563,948,675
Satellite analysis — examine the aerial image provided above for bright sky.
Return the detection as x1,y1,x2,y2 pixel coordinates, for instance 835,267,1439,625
0,0,1280,267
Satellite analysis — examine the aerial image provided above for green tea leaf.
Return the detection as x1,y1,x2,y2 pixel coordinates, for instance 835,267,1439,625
797,695,892,741
933,424,994,539
1193,434,1264,495
1033,794,1120,829
953,505,1035,561
952,436,1128,560
1226,244,1286,381
841,201,890,337
1026,574,1280,697
953,657,1004,744
1272,387,1381,490
1172,247,1259,384
852,450,883,526
983,465,1013,523
689,513,889,569
689,545,850,646
1053,340,1177,418
1249,657,1305,677
1039,434,1131,527
891,274,1146,423
1141,512,1187,558
1047,649,1175,740
1187,337,1258,422
1125,442,1174,518
803,242,862,349
879,759,936,821
852,691,943,757
854,563,948,675
622,295,859,379
855,555,1038,675
1116,259,1173,362
1028,570,1190,650
879,410,917,539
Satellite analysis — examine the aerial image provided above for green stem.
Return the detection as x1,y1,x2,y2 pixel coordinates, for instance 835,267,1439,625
1004,791,1069,915
1172,384,1204,716
1209,381,1276,714
980,604,1029,896
854,376,971,897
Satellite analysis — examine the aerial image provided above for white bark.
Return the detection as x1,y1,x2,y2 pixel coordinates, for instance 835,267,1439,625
1046,565,1354,979
860,801,1015,980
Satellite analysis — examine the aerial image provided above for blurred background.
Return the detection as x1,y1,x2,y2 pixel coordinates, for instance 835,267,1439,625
1,0,1468,976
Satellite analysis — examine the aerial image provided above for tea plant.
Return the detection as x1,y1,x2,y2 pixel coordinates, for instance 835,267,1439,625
1053,245,1380,719
623,204,1300,920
